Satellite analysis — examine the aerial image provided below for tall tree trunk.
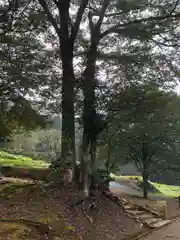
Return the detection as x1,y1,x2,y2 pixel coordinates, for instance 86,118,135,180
80,132,91,196
142,172,149,199
59,2,75,174
80,42,98,196
106,135,112,171
38,0,89,181
90,139,97,172
80,0,109,194
60,47,74,160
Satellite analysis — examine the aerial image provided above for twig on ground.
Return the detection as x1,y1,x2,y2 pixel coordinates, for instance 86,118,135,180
81,208,93,224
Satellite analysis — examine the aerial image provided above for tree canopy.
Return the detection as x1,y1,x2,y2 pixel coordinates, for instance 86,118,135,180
1,0,180,197
100,84,180,198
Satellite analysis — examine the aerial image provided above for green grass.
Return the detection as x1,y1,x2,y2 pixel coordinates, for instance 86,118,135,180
0,151,49,169
111,174,142,181
152,182,180,198
112,174,180,198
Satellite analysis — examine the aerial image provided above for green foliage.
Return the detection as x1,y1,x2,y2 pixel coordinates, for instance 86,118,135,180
92,167,111,184
1,0,180,189
101,84,180,178
0,1,57,138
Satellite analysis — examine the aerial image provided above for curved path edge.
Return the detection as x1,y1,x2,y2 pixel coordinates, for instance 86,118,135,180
130,215,180,240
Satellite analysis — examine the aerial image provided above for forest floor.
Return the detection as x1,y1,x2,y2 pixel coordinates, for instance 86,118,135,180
1,150,180,239
0,151,142,239
0,178,142,240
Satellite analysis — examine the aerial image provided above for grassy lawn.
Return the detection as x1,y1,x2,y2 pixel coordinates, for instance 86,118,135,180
111,174,180,198
152,182,180,198
0,151,49,169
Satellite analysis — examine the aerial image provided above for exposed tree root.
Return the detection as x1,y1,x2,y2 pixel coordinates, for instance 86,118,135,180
71,190,100,224
81,208,93,224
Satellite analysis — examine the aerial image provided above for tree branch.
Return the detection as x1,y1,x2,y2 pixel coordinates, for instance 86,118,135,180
151,38,180,48
132,152,143,173
104,11,124,17
38,0,59,35
98,52,148,65
52,0,58,6
70,0,89,44
88,7,94,33
170,0,180,14
100,12,180,38
96,0,110,28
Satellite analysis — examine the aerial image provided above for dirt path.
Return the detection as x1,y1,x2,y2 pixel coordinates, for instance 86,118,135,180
110,180,167,200
140,218,180,240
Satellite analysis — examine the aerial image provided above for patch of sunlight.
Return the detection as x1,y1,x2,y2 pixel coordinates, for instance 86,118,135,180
152,182,180,198
0,151,49,169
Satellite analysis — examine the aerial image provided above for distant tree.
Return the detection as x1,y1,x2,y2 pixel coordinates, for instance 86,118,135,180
104,84,180,198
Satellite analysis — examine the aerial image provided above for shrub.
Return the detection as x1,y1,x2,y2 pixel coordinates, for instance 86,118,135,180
92,167,112,185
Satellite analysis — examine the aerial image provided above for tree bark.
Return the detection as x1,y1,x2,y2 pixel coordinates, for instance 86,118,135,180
58,2,76,174
142,173,149,199
90,139,97,172
80,43,98,195
80,132,91,196
80,0,109,194
38,0,89,182
106,134,112,171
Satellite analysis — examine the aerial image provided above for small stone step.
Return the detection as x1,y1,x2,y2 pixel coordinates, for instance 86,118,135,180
150,220,171,228
120,198,128,203
145,218,163,225
123,205,134,210
126,210,145,215
138,214,155,220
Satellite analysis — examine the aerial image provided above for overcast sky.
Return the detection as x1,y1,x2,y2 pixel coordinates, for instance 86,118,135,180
175,85,180,94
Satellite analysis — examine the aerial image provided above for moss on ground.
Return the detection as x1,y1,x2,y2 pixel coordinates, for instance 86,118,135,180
0,180,82,240
0,179,35,199
39,212,80,239
0,222,37,239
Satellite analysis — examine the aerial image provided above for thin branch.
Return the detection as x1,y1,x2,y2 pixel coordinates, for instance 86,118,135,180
18,0,32,18
100,12,180,38
52,0,58,6
38,0,59,35
88,8,94,33
151,38,180,48
98,52,141,65
96,0,110,28
70,0,89,44
170,0,180,14
74,51,87,57
132,152,143,173
104,11,124,17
